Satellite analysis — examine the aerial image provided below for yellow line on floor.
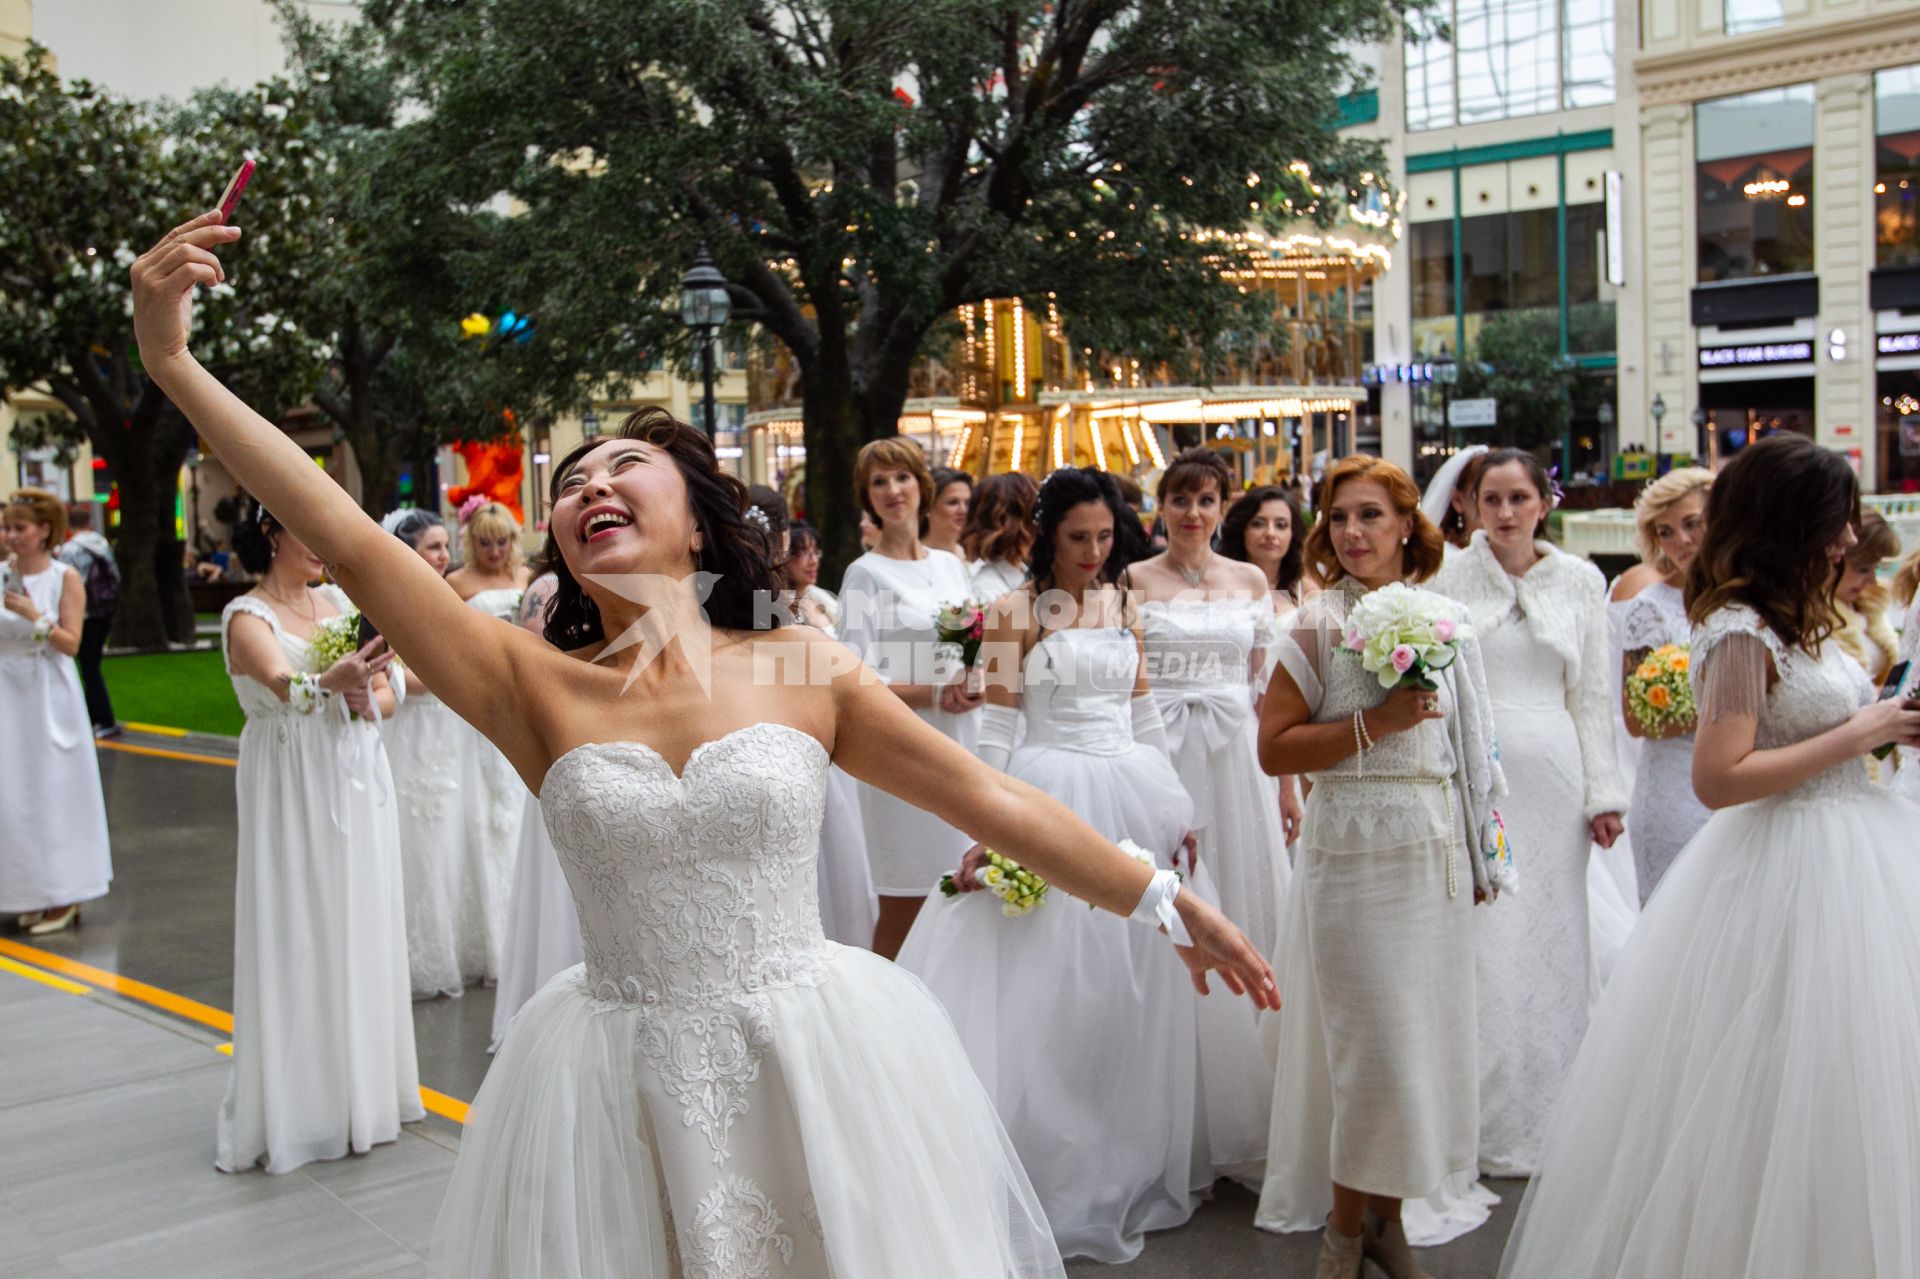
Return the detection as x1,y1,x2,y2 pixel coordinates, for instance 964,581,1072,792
0,938,473,1125
0,937,234,1032
122,720,191,737
97,739,237,769
0,953,92,996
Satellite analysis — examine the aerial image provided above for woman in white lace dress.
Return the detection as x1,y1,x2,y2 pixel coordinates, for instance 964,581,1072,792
488,572,583,1050
215,501,420,1173
1,490,112,935
134,210,1276,1278
1502,433,1920,1277
1132,450,1290,963
838,437,984,957
1611,468,1713,903
378,509,477,998
899,468,1271,1262
1431,450,1628,1179
1255,455,1505,1279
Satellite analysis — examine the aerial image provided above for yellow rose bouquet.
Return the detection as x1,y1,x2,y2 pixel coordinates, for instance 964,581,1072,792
1626,643,1696,736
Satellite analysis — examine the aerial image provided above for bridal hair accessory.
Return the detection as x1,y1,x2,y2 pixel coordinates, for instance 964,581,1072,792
743,506,772,533
456,494,488,527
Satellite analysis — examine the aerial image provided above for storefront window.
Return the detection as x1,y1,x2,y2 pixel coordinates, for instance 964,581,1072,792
1696,86,1816,282
1876,66,1920,268
1403,0,1614,131
1724,0,1784,36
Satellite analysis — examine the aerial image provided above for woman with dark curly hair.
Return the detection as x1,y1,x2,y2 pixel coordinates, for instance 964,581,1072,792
899,467,1270,1262
134,207,1275,1275
1503,433,1920,1278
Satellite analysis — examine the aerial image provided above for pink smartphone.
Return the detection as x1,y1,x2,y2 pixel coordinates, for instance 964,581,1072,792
217,159,256,222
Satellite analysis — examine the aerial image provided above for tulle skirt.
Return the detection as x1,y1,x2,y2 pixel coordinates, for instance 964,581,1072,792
1500,787,1920,1277
432,950,1065,1278
896,739,1270,1262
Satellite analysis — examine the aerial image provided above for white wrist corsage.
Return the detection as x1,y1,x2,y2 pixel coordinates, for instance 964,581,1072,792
30,616,53,646
287,671,323,715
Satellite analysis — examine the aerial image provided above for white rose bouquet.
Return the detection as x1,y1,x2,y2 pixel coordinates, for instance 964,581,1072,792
309,610,367,718
1341,582,1471,691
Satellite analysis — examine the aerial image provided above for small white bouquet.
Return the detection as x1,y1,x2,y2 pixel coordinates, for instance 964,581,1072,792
309,610,364,716
1341,582,1471,691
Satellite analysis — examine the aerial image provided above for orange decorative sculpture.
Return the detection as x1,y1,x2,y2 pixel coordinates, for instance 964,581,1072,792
448,435,526,525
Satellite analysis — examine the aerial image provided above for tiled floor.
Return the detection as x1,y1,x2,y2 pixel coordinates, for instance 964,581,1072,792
0,730,1523,1276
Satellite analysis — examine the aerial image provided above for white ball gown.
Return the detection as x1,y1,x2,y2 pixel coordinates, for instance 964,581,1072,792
487,790,582,1051
1616,580,1712,901
837,548,981,895
1432,535,1630,1177
1139,596,1291,961
216,591,422,1174
0,562,112,914
1500,603,1920,1277
431,722,1064,1277
385,667,498,997
896,627,1272,1262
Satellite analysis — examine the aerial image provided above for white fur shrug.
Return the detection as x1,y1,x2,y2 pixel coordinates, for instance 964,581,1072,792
1430,532,1630,820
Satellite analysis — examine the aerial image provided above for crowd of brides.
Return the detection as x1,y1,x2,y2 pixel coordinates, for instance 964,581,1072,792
7,207,1920,1278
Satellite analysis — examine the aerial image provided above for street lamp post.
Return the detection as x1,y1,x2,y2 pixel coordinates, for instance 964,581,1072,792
581,405,602,441
679,245,732,436
1433,347,1460,453
1650,393,1667,477
1691,406,1710,466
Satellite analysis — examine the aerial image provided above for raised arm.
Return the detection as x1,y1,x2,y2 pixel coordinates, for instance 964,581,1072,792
828,641,1277,1008
130,211,537,746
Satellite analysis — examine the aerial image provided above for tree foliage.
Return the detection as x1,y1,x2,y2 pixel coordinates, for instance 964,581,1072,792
0,48,325,644
369,0,1407,568
1457,312,1578,454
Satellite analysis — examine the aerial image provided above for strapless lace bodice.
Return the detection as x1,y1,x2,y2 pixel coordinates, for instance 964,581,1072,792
539,723,835,1012
1693,605,1875,806
1020,628,1135,755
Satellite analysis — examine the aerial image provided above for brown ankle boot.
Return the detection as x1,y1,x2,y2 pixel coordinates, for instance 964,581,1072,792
1361,1212,1433,1279
1315,1223,1366,1279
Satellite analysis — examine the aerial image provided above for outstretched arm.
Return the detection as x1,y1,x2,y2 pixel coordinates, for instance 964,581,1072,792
131,211,538,750
829,640,1278,1008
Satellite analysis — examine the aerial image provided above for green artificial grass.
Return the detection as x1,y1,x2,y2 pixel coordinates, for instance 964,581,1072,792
103,647,245,738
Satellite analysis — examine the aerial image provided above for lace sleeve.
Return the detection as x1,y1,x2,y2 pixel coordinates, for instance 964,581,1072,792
1619,591,1674,655
1693,630,1775,723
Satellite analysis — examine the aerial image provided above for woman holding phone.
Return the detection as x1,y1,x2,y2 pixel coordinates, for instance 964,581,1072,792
131,209,1275,1277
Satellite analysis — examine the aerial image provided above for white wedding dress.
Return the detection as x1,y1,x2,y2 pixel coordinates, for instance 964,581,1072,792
1501,604,1920,1277
896,627,1271,1262
0,562,112,913
217,591,421,1174
838,549,981,895
1140,596,1291,961
431,722,1064,1278
1616,581,1713,901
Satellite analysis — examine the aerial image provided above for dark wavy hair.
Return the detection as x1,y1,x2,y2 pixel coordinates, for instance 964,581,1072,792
1686,433,1859,651
538,408,786,650
1220,485,1306,596
230,497,284,575
1472,447,1555,539
1028,467,1149,592
959,471,1038,567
